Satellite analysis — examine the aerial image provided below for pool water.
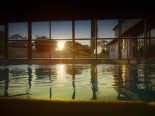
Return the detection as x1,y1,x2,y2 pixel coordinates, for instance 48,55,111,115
0,64,155,102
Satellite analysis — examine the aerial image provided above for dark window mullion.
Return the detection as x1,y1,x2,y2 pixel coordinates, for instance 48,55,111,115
95,20,97,59
5,23,8,59
49,21,51,59
72,20,75,59
28,21,32,59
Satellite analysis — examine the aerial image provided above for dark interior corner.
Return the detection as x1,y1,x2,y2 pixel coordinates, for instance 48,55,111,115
1,0,155,22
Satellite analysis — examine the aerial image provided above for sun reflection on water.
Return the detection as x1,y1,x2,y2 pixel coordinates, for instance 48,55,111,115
56,64,66,80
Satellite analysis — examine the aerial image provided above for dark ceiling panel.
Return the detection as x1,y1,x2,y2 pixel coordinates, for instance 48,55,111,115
0,0,155,22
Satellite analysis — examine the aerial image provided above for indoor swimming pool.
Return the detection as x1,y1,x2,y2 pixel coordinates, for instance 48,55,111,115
0,64,155,102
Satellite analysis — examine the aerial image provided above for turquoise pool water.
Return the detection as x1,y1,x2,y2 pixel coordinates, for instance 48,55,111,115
0,64,155,102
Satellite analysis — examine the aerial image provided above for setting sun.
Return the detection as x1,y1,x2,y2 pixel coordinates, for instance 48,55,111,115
56,41,65,51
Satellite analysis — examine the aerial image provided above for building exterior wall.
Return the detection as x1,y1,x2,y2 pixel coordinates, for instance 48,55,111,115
121,39,127,58
112,19,145,59
121,19,143,34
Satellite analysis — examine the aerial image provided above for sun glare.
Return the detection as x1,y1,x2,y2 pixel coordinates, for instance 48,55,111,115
57,41,65,51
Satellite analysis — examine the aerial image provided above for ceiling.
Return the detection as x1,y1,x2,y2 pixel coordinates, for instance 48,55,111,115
0,0,155,22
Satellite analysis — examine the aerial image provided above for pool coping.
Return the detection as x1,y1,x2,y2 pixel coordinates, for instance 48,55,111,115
1,59,155,65
0,98,155,116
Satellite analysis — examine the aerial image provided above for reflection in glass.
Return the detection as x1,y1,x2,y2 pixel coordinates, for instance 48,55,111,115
51,21,72,39
0,25,5,58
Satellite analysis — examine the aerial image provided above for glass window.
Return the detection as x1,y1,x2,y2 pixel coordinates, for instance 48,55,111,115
151,28,155,37
8,23,28,40
74,40,95,59
97,39,114,58
75,20,91,39
32,22,50,59
51,40,72,59
32,22,50,40
150,28,155,58
74,20,96,59
8,22,28,59
51,21,72,39
97,20,118,38
8,41,28,59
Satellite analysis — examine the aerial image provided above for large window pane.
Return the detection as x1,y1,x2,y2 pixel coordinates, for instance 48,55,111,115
51,21,72,39
74,20,95,59
97,20,118,38
31,39,51,59
8,23,28,59
32,22,50,40
51,40,72,58
0,25,5,58
150,28,155,58
75,20,91,39
8,41,28,59
8,23,28,40
97,39,114,58
74,40,95,59
151,28,155,37
32,22,50,59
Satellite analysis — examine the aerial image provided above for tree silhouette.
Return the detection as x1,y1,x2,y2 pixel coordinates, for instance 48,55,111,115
97,40,109,56
9,34,27,40
8,34,27,48
35,36,57,52
64,41,92,56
